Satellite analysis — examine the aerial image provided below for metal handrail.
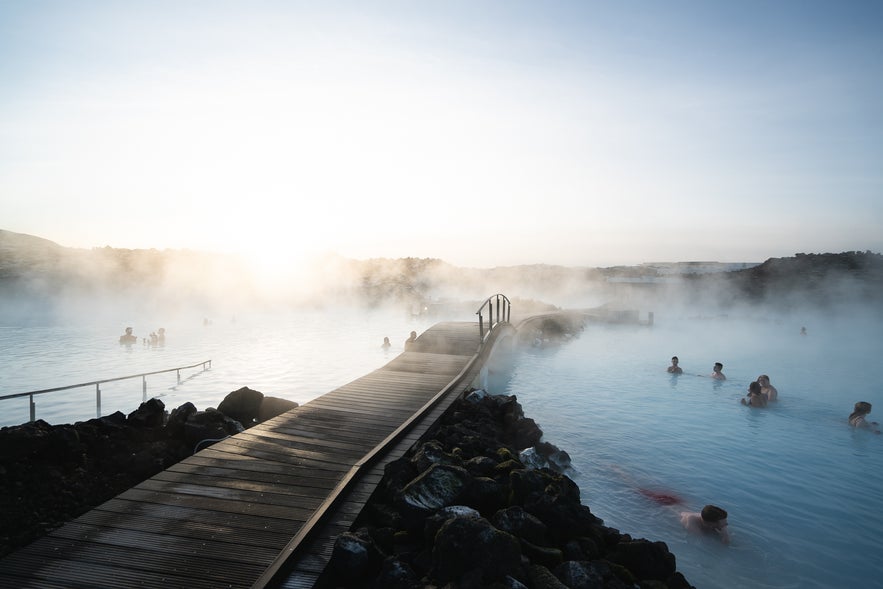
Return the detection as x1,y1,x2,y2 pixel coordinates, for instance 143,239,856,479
476,293,511,341
0,360,212,423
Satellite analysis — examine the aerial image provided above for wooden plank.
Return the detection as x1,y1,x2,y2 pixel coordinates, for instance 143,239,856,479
0,543,262,588
115,487,316,520
74,509,295,548
159,464,334,495
49,522,279,565
92,499,305,536
151,470,334,501
236,428,368,454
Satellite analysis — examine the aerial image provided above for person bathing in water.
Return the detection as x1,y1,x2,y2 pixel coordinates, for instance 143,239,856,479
404,331,417,350
849,402,880,434
680,505,730,545
119,327,137,346
757,374,777,402
741,381,768,407
667,356,683,374
711,362,726,380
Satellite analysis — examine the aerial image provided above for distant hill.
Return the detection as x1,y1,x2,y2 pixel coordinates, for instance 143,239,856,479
1,229,881,321
0,229,262,323
721,251,883,307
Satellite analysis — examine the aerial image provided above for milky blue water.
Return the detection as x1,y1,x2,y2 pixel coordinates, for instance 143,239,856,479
0,308,437,428
2,306,881,588
498,311,883,589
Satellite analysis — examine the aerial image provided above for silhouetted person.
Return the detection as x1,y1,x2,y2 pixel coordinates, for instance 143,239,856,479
157,327,166,346
119,327,137,346
404,331,417,350
381,336,391,350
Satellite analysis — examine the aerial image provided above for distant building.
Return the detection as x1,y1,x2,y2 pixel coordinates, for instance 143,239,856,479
641,261,761,275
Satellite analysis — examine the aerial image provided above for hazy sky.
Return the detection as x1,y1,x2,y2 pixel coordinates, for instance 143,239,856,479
2,1,881,268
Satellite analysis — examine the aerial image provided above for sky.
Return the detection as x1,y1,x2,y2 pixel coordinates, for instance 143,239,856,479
1,0,882,269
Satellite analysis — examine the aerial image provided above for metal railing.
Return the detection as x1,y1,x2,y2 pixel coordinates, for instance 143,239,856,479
476,293,511,342
0,360,212,424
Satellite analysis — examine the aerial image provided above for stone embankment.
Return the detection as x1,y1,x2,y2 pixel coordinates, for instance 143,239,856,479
0,386,295,558
316,390,694,589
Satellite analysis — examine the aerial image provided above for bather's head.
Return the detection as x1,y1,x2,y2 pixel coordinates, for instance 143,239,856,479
854,401,872,415
701,504,728,524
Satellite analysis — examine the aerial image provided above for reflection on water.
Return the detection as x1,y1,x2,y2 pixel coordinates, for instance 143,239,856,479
501,314,883,589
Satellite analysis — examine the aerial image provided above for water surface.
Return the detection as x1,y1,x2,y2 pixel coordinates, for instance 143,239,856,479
499,312,883,589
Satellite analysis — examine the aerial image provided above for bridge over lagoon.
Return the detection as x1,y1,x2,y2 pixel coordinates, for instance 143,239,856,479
0,295,526,589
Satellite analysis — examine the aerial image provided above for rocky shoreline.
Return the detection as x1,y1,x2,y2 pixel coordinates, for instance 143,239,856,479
315,389,693,588
1,388,693,588
0,386,294,558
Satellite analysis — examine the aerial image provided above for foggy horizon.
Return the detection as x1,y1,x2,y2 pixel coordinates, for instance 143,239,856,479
3,224,881,329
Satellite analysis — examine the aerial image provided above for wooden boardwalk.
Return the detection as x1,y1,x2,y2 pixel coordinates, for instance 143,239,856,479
0,321,491,589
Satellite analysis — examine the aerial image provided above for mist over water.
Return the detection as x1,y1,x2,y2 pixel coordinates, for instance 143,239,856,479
0,307,439,427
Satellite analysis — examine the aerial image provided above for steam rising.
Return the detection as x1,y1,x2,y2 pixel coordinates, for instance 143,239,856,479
1,230,882,329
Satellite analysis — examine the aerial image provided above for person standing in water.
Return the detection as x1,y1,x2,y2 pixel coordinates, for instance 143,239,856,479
741,381,768,407
680,505,730,544
667,356,683,374
119,327,137,346
404,331,417,350
849,402,880,434
757,374,777,402
381,336,391,350
711,362,726,380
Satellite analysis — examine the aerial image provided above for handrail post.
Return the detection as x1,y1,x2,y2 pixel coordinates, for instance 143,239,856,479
29,394,35,423
95,384,101,418
177,369,182,385
142,375,148,403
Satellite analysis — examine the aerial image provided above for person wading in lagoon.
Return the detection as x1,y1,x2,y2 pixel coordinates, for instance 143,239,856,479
849,402,880,434
680,505,730,545
667,356,683,374
757,374,777,402
711,362,726,380
741,381,768,407
119,327,137,346
404,331,417,350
